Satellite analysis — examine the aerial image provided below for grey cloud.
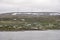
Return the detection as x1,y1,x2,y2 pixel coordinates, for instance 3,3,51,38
0,0,60,13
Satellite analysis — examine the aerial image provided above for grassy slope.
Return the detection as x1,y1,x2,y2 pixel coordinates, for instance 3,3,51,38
0,16,60,31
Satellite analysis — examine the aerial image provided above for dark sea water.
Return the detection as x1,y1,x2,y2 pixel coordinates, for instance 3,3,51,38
0,30,60,40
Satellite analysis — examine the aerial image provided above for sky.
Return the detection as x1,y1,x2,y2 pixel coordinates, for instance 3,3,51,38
0,0,60,13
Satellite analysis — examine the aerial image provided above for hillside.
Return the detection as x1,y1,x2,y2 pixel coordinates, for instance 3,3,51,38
0,12,60,31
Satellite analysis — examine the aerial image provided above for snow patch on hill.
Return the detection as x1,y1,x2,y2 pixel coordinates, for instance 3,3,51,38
12,13,17,15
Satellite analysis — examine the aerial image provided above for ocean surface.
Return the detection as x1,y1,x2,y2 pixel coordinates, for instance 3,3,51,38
0,30,60,40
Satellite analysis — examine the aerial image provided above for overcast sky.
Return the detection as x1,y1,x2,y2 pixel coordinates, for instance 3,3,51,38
0,0,60,13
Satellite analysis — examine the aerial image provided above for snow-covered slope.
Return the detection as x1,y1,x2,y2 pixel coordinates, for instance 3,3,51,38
0,12,60,18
